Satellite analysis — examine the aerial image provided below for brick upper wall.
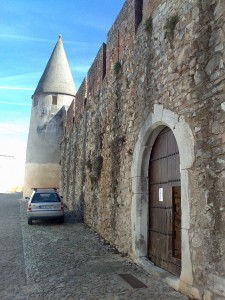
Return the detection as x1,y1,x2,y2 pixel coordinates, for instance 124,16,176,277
66,99,75,133
106,0,136,77
87,43,106,98
74,78,87,124
72,0,145,122
143,0,162,19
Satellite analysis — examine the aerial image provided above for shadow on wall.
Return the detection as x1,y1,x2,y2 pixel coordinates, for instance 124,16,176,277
37,107,65,139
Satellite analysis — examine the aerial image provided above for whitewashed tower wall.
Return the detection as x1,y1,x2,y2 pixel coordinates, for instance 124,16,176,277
24,36,76,197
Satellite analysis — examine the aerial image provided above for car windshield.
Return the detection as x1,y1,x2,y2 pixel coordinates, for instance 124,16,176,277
31,193,60,203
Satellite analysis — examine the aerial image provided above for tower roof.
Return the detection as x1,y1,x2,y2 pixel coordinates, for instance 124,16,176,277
33,35,76,97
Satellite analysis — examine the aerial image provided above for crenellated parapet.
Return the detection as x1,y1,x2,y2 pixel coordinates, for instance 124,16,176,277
65,99,75,133
65,0,145,130
143,0,161,18
106,0,132,77
74,78,87,124
87,43,106,99
106,0,145,78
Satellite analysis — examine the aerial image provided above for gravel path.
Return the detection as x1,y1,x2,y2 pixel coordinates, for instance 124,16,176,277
0,192,189,299
19,195,188,300
0,193,27,300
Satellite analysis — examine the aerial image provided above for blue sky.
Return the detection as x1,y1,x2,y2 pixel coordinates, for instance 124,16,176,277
0,0,125,160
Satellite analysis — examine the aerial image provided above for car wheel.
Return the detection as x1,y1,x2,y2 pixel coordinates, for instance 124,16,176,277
28,219,32,225
60,216,64,224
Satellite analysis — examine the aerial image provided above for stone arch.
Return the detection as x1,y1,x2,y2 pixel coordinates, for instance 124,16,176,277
131,104,195,289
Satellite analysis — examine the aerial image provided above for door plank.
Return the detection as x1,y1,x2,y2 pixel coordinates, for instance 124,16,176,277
148,127,181,276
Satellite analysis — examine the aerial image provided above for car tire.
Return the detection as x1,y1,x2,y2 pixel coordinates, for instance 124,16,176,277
28,219,32,225
59,216,64,224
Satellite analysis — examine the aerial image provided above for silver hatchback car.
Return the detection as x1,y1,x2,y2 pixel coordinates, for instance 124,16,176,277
27,188,64,225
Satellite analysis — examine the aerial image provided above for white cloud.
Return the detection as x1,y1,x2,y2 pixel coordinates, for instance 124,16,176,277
0,33,55,43
0,86,33,91
0,121,28,135
0,72,40,85
0,136,27,160
0,142,26,158
0,101,31,107
0,33,100,49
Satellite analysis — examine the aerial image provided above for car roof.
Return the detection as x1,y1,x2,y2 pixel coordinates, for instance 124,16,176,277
32,188,59,193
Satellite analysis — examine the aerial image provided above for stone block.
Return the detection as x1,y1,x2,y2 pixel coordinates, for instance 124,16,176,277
180,170,191,230
180,229,193,285
207,274,225,298
131,176,148,194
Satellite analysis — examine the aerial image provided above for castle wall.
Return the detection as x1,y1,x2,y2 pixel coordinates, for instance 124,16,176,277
61,79,87,214
61,0,225,298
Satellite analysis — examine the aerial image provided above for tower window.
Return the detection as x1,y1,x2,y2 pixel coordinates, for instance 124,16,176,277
52,95,57,105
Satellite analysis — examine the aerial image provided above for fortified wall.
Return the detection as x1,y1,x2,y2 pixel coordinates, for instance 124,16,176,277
61,0,225,298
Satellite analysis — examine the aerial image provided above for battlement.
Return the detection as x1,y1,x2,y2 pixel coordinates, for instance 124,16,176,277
74,78,87,123
143,0,161,18
65,99,75,132
65,0,146,131
87,43,106,99
106,0,131,77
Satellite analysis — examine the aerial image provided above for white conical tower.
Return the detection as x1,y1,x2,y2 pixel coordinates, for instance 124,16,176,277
23,35,76,197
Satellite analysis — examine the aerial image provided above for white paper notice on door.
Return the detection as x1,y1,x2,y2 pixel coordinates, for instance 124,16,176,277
159,188,163,202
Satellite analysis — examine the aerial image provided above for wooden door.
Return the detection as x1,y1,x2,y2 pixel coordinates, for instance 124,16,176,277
148,127,181,276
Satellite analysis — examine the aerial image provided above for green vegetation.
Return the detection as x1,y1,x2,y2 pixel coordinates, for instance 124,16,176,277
114,61,122,75
144,16,153,35
164,14,179,45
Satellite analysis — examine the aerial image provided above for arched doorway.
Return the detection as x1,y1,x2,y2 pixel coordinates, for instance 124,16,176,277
148,127,181,276
131,105,195,290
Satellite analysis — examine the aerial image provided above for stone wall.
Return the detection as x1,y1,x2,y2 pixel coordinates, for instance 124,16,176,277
61,0,225,298
143,0,161,16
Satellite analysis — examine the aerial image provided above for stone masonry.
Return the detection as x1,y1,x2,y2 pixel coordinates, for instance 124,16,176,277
61,0,225,299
